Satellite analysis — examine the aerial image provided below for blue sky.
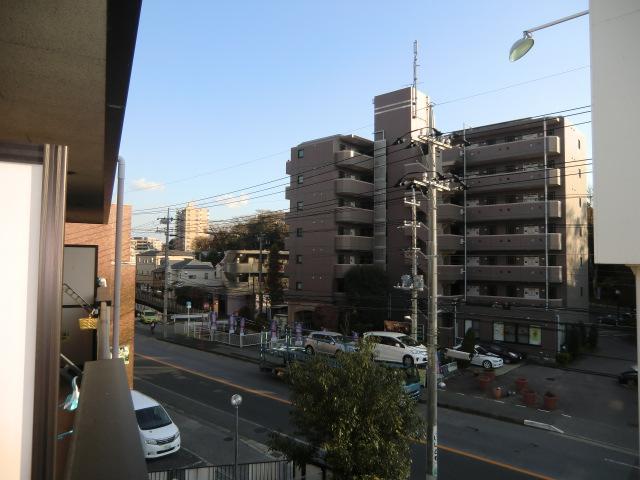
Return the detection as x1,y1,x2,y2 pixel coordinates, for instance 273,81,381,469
120,0,591,237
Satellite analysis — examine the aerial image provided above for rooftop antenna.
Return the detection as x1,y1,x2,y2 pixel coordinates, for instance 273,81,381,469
412,40,419,119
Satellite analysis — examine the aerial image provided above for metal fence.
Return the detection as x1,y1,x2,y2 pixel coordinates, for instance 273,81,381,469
148,460,294,480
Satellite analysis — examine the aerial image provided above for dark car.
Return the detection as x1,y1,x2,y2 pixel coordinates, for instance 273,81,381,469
478,343,523,364
618,367,637,386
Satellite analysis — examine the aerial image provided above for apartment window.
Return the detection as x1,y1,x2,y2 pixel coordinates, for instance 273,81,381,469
547,128,555,135
188,274,196,279
493,322,504,341
296,281,303,290
579,197,582,207
297,175,304,184
297,148,304,158
578,139,581,150
580,256,583,266
297,201,303,212
296,227,303,237
296,255,302,264
464,319,481,338
486,139,496,146
204,273,209,279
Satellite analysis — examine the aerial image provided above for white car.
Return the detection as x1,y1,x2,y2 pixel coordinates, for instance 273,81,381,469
363,331,427,366
304,331,357,356
445,344,504,370
131,390,181,458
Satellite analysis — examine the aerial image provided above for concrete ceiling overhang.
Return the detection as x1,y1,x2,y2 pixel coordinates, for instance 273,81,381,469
0,0,141,223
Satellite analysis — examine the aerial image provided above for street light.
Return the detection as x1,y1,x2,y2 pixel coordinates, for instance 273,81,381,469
509,10,589,62
231,394,243,480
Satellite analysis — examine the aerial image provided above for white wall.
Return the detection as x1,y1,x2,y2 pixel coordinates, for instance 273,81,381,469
590,0,640,264
0,161,42,479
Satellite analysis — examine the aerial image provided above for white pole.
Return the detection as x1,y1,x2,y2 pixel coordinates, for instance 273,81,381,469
112,156,125,357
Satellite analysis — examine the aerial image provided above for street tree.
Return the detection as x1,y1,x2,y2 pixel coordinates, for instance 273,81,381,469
269,341,423,480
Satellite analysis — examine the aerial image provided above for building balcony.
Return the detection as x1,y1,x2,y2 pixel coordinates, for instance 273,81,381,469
402,222,429,243
466,200,562,222
438,203,465,222
442,136,561,166
439,265,465,281
466,233,562,251
467,265,562,283
465,295,563,308
226,262,259,275
335,235,373,251
438,234,465,251
335,150,373,171
403,162,428,182
466,168,562,193
334,263,373,278
335,206,374,224
335,178,373,197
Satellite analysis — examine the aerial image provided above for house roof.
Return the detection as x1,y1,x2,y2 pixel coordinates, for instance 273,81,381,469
170,259,214,270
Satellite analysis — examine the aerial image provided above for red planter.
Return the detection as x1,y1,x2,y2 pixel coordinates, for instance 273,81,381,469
483,369,496,381
478,375,492,392
543,394,558,411
492,387,502,400
515,377,528,393
523,389,537,407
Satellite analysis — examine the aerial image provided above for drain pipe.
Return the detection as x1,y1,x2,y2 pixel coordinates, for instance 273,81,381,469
112,156,125,358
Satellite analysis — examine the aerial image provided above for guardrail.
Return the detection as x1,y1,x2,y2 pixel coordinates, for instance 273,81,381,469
148,460,295,480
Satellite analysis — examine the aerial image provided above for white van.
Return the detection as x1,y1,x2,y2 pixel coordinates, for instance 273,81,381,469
131,390,181,458
363,331,427,366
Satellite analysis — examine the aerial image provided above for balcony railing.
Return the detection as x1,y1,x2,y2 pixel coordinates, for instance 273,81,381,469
466,200,562,222
335,235,373,251
335,150,373,171
465,295,563,308
466,233,562,251
466,265,562,283
442,136,561,166
335,178,374,197
466,168,562,193
335,206,374,224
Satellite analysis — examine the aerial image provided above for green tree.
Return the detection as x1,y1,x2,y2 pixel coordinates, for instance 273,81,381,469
269,341,423,479
343,265,389,331
266,242,284,306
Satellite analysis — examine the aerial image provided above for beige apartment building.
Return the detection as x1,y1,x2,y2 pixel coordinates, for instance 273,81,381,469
175,201,209,251
285,86,589,353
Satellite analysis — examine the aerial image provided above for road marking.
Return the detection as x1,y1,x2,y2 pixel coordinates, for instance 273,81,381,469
516,404,526,408
137,352,554,479
524,419,564,434
604,458,640,470
561,414,572,418
438,445,555,480
135,352,292,405
537,409,550,413
456,392,466,396
493,400,505,404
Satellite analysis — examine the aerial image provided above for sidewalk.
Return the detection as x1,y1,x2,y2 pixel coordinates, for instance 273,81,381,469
150,329,638,453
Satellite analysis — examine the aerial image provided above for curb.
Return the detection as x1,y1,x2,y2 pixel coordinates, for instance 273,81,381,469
437,400,524,426
157,337,262,366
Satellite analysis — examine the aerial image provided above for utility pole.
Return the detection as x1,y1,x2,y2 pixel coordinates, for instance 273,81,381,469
160,208,172,339
398,186,421,340
257,233,265,315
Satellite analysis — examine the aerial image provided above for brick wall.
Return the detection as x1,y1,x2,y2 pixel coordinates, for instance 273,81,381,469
64,204,135,386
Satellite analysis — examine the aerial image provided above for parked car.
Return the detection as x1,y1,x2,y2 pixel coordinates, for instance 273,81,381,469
363,331,427,366
304,331,356,356
478,343,523,364
618,365,638,386
131,390,181,458
445,344,504,370
138,309,159,324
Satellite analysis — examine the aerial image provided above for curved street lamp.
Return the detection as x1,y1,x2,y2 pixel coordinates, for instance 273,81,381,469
509,10,589,62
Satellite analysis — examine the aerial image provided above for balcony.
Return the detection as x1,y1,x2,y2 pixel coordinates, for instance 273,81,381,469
335,206,374,224
402,222,429,243
335,235,373,251
466,168,562,193
403,162,428,182
467,265,562,283
466,200,561,222
335,178,373,197
467,233,562,251
335,150,373,171
333,264,372,278
465,295,563,308
438,203,465,222
226,262,259,274
439,265,465,281
438,234,465,251
442,136,561,166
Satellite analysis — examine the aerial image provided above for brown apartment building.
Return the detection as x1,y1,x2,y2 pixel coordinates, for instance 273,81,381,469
285,86,589,354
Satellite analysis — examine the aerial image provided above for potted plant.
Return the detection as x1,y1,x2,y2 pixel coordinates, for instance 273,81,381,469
523,389,536,407
543,391,558,410
492,386,502,400
515,377,528,393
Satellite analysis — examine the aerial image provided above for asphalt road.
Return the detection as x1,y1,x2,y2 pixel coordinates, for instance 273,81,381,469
134,329,639,479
